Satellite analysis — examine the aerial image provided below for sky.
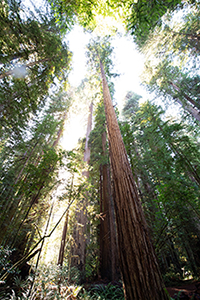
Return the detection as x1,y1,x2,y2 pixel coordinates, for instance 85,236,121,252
24,0,182,152
67,26,148,104
23,0,152,151
61,26,150,150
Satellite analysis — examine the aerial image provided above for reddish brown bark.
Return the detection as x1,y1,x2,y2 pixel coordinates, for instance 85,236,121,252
100,61,170,300
100,130,119,281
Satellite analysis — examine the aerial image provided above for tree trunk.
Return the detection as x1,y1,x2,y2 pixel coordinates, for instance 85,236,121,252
176,97,200,123
71,103,93,282
100,130,119,281
84,102,93,167
27,200,54,298
57,211,69,267
100,61,169,300
170,81,200,109
52,110,68,148
168,81,200,122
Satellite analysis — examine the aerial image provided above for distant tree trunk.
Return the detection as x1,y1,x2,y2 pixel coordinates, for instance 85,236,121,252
53,110,68,148
28,200,55,298
14,141,39,185
100,130,119,281
1,113,67,248
100,60,169,300
57,211,69,267
168,81,200,122
71,103,93,283
70,209,87,282
169,81,200,109
176,98,200,123
83,102,93,170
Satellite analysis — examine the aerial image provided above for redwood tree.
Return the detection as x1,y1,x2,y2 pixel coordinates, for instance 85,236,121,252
89,100,119,281
98,57,169,298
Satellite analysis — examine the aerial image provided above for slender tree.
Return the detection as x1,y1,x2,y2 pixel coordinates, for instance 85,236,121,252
139,5,200,123
142,60,200,122
71,103,93,282
57,177,75,268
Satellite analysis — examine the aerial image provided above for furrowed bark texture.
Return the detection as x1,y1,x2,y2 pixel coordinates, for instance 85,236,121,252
100,161,112,279
100,130,119,281
100,61,169,300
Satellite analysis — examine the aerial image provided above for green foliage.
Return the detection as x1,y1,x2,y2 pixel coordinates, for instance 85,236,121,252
0,0,72,141
163,268,183,286
142,58,200,113
139,4,200,123
122,91,141,119
0,263,83,299
89,100,108,167
127,0,190,46
0,247,16,278
48,0,97,31
80,283,124,300
0,77,73,283
121,97,200,278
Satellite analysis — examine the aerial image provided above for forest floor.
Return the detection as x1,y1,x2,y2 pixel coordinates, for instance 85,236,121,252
166,280,200,299
82,279,200,299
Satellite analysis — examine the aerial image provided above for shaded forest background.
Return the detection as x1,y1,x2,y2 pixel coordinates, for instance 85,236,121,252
0,0,199,299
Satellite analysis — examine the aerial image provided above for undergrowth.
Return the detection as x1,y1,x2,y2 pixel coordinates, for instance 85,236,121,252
0,263,125,300
79,283,124,300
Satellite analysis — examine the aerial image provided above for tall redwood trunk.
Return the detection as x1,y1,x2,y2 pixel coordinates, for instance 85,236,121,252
100,61,169,300
100,130,119,281
53,111,68,148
